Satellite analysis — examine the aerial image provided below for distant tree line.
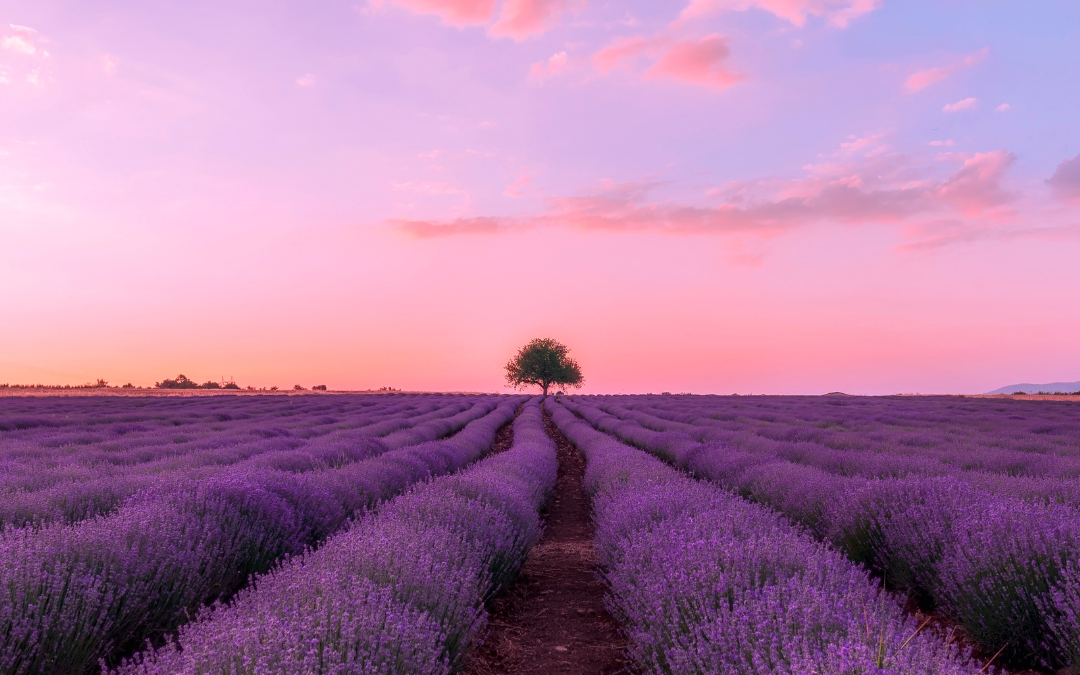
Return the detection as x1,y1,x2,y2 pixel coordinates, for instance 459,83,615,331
1,379,110,389
0,376,332,391
155,374,240,390
1013,390,1080,396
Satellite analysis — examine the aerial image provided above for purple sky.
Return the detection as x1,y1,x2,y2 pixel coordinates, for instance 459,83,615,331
1,0,1079,394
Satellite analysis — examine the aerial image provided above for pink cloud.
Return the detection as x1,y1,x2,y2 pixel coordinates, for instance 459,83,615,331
528,51,569,81
934,151,1016,217
644,35,741,90
594,34,742,90
392,145,1020,246
489,0,578,39
394,216,505,237
943,97,978,113
383,0,499,27
1,25,39,56
503,174,532,197
1047,153,1080,203
296,73,315,86
996,103,1011,112
593,35,656,73
377,0,573,36
904,48,988,92
677,0,880,28
901,221,1080,251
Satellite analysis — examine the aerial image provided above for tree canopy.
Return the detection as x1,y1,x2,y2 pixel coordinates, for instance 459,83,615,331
505,338,583,396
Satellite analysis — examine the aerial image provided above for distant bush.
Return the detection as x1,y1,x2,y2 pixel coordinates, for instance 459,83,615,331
122,383,134,389
293,385,305,391
155,375,240,390
312,385,327,391
155,375,199,389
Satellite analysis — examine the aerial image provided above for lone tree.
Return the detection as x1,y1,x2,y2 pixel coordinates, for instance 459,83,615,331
505,338,583,396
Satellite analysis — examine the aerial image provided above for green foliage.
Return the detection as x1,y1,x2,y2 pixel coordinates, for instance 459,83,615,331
155,375,238,390
505,338,583,396
155,374,199,389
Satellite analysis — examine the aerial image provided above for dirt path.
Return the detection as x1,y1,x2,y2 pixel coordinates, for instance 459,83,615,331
489,415,516,455
463,408,631,675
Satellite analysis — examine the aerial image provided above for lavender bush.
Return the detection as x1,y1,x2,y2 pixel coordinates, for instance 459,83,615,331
110,398,557,675
547,399,981,675
0,396,481,529
0,395,522,675
565,395,1080,670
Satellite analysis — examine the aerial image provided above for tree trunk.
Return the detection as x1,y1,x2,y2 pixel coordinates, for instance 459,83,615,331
542,381,549,396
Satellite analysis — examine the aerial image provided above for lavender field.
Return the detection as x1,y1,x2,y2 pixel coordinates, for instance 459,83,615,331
555,394,1080,673
2,392,1079,674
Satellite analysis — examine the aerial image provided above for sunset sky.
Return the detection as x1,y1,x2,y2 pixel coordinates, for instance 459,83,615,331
2,0,1078,394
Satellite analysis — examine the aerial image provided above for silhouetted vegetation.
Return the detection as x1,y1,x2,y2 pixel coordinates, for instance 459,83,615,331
155,375,200,389
154,375,241,390
0,380,111,390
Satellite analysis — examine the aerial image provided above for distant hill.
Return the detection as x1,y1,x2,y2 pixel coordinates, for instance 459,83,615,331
986,381,1080,395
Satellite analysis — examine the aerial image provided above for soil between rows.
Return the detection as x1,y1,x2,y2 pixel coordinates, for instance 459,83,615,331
463,408,631,675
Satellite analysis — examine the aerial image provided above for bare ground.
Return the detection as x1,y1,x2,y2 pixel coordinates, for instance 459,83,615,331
463,408,631,675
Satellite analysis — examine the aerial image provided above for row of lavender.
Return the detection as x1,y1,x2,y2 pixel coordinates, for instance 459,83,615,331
547,398,980,675
612,395,1080,483
592,396,1080,508
0,395,482,528
0,394,524,675
111,398,558,675
565,395,1080,670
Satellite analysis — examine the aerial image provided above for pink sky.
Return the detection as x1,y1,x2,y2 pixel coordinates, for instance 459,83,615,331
1,0,1079,394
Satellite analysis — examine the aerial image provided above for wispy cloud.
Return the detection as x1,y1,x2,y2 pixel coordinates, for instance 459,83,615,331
395,216,505,236
1047,153,1080,203
375,0,499,26
900,221,1080,251
529,51,569,81
371,0,577,38
392,142,1022,249
676,0,880,28
645,35,742,89
1,24,39,56
489,0,581,40
594,33,742,90
503,174,532,197
943,97,978,113
905,48,988,92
